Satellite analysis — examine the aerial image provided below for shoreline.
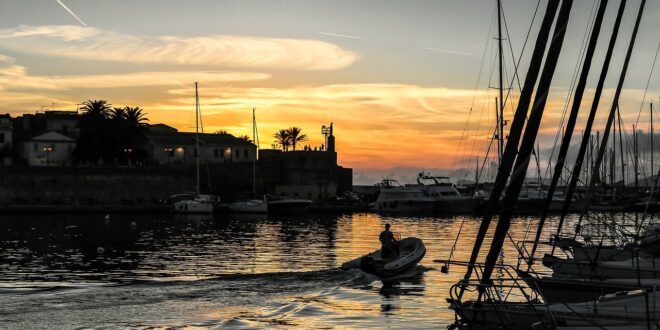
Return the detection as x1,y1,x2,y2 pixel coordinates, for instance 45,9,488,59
0,204,370,214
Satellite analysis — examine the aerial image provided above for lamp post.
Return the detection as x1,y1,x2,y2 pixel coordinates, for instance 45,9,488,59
321,125,331,151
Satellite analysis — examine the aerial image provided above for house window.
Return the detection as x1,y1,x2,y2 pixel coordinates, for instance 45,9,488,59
33,143,38,152
235,149,240,158
68,145,73,152
244,149,248,158
0,133,4,143
214,149,219,158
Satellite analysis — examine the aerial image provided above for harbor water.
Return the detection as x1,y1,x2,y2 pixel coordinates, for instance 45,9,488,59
0,212,592,329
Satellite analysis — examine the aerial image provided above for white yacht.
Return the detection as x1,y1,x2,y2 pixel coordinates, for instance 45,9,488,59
371,174,477,213
370,179,436,212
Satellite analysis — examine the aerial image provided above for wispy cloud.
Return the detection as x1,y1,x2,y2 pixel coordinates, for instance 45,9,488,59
424,47,472,56
318,32,365,40
0,65,270,91
0,25,359,71
56,0,87,26
0,54,14,63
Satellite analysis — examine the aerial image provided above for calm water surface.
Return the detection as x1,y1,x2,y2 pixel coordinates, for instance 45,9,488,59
0,212,593,329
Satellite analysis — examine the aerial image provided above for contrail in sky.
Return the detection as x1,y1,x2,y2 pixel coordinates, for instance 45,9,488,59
318,32,365,40
56,0,87,26
424,47,472,56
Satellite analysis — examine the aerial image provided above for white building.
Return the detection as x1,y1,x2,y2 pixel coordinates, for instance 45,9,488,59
21,131,76,166
147,124,256,166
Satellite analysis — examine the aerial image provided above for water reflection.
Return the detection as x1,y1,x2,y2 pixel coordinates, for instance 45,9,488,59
0,211,632,328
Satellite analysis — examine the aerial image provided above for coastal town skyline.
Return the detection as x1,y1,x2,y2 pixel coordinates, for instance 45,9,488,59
1,0,659,182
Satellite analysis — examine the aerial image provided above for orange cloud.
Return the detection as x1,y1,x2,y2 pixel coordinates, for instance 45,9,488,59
0,65,270,91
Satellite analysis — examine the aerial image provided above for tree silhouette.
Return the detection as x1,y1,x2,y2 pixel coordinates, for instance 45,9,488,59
81,100,111,118
237,135,252,143
214,130,229,135
286,127,308,151
74,100,149,164
274,129,291,151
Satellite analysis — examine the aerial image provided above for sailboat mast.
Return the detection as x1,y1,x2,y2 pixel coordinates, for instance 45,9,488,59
618,105,625,188
651,101,654,180
195,82,200,196
252,107,257,199
497,0,505,166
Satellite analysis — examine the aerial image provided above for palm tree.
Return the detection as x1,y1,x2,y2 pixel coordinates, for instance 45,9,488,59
238,135,252,143
81,100,111,119
286,127,308,151
109,107,127,120
75,100,112,163
214,130,229,135
124,106,148,127
124,107,149,158
274,129,291,151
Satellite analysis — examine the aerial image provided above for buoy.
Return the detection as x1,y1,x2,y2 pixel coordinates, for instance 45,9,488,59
130,221,137,229
104,214,110,224
96,246,105,254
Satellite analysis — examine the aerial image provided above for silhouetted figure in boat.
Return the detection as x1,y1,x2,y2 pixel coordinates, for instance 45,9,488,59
379,223,398,260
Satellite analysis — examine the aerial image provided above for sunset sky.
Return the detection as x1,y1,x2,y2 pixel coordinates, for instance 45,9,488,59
0,0,659,184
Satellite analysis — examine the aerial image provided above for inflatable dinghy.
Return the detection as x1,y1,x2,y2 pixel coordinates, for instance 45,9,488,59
341,237,426,278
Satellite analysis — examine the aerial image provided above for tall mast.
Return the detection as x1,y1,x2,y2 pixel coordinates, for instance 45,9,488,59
195,82,200,196
497,0,505,166
481,0,574,286
618,105,625,188
635,124,639,192
252,108,257,199
460,0,560,293
651,101,654,180
552,0,628,244
569,0,647,241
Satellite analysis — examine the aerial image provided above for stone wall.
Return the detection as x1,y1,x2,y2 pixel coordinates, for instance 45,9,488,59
0,166,194,206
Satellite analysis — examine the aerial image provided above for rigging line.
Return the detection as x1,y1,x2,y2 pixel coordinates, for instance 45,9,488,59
450,4,497,174
465,40,499,175
634,40,660,127
469,89,492,181
500,0,541,106
479,126,499,183
543,0,599,180
500,0,540,97
461,43,498,175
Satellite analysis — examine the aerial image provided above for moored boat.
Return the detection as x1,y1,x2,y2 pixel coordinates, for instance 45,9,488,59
266,195,312,213
227,199,268,213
